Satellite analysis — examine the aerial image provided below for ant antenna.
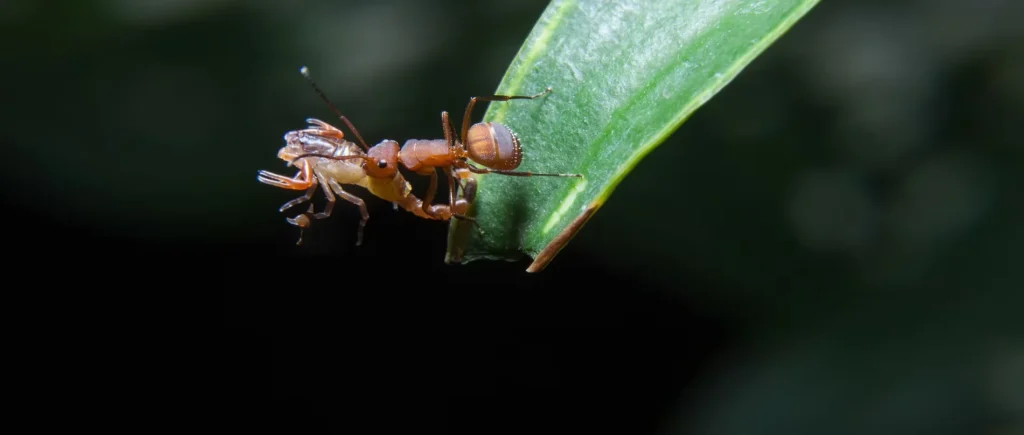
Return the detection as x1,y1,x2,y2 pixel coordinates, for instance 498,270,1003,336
299,66,371,152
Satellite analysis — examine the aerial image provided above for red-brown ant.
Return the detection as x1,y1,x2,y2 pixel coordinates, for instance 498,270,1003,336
292,67,583,227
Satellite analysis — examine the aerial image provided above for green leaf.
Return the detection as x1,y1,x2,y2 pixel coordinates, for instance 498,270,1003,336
446,0,821,271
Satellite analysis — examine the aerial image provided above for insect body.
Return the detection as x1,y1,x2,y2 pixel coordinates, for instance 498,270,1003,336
396,87,584,221
261,66,581,245
257,119,472,245
293,67,583,225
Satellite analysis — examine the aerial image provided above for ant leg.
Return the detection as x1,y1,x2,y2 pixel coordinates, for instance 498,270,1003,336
466,162,583,179
460,87,553,143
461,173,478,203
440,112,480,225
447,169,484,236
445,169,475,222
444,165,483,234
327,179,369,246
445,168,458,207
453,168,476,201
456,178,469,196
441,111,455,146
441,111,462,154
420,169,444,219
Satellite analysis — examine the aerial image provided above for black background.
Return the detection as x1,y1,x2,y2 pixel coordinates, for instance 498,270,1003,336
3,0,1022,433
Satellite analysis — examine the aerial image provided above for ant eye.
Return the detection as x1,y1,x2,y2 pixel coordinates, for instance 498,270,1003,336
377,160,388,169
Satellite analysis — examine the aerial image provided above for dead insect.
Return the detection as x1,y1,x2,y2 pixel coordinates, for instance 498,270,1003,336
258,119,475,245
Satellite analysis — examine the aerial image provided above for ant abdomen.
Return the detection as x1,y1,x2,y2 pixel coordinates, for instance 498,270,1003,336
466,122,523,170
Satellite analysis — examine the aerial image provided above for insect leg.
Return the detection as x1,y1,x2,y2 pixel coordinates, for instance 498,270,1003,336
420,169,444,219
445,169,474,222
327,179,369,246
257,170,314,189
447,168,484,235
460,87,552,144
466,162,583,178
441,111,469,213
441,110,458,152
457,168,478,203
297,119,346,142
257,160,316,189
312,173,337,219
286,204,316,245
279,184,318,212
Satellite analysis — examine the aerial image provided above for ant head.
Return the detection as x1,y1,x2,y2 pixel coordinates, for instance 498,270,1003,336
365,140,400,178
466,122,523,170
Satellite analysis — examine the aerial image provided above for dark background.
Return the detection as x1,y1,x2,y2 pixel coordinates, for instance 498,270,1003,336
3,0,1021,433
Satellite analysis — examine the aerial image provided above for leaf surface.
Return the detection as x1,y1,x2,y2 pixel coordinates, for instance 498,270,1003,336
446,0,822,271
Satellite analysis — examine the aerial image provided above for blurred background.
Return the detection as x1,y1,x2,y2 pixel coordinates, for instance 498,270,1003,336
3,0,1021,433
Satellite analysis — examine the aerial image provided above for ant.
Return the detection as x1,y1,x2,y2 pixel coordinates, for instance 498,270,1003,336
291,66,583,226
